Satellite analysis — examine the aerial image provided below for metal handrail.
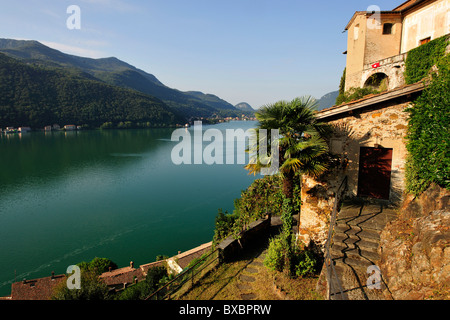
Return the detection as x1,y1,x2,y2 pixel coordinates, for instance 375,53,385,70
324,176,348,300
145,248,220,300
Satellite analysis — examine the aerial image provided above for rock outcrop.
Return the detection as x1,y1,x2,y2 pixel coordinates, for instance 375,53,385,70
378,184,450,300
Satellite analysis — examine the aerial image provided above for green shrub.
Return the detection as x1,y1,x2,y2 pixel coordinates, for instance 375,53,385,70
51,269,110,300
213,175,299,244
264,236,287,272
77,257,118,276
156,254,169,261
236,175,285,222
116,266,167,300
213,209,239,244
405,53,450,195
100,121,114,129
405,35,449,84
335,86,380,105
293,250,319,278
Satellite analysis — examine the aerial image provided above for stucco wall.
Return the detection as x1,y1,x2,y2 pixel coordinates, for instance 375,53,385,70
345,14,368,91
364,15,403,65
401,0,450,53
345,0,450,91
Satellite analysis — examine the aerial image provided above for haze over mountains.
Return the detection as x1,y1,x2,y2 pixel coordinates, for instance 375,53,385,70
316,91,339,111
0,39,246,127
234,102,254,112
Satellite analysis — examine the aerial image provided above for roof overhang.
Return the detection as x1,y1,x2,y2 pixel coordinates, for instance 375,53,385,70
344,11,365,31
316,82,425,121
392,0,429,12
344,0,433,31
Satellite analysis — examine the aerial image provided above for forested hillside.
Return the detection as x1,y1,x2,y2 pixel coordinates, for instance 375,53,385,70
0,53,185,129
0,39,239,119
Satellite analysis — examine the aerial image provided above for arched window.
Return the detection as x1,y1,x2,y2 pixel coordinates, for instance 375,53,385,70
383,23,393,35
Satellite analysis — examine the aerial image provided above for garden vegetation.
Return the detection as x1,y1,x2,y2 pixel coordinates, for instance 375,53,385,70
405,36,449,195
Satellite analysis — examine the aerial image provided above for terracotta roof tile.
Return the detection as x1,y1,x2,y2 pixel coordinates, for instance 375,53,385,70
11,274,66,300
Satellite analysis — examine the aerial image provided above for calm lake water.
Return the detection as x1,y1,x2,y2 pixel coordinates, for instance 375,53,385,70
0,121,258,296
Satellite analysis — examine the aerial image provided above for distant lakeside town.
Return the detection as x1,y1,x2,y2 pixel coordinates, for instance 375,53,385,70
0,114,257,135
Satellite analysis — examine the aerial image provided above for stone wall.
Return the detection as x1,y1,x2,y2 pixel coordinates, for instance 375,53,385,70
298,98,411,247
378,184,450,299
218,217,271,263
361,53,407,90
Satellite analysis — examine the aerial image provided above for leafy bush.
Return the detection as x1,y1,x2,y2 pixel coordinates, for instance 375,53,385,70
213,209,239,244
213,175,296,244
236,175,285,221
405,53,450,195
100,121,114,129
116,266,167,300
77,257,118,276
264,198,300,275
264,236,321,278
293,249,319,278
51,269,110,300
335,86,380,105
264,236,287,272
405,35,449,84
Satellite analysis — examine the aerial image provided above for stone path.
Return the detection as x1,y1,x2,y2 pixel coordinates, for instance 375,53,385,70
329,199,398,300
234,249,267,300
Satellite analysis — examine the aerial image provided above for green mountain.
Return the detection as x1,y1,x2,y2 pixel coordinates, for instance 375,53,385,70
0,39,238,118
0,53,185,129
316,91,339,111
235,102,254,112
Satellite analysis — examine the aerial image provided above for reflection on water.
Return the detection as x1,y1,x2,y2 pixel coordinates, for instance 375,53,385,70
0,121,258,296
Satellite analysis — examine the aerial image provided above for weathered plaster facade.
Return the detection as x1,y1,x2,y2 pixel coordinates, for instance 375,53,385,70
344,0,449,92
401,0,450,53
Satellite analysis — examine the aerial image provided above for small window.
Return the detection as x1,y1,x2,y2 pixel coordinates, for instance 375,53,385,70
354,24,360,40
420,37,431,45
383,23,393,35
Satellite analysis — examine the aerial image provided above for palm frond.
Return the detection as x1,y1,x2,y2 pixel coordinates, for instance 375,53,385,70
245,95,331,178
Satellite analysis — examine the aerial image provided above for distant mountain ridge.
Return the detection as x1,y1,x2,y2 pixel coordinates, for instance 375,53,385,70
234,102,254,112
0,39,239,118
0,52,184,129
316,91,339,111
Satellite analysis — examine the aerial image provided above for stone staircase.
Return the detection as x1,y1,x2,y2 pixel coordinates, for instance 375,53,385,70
328,199,398,300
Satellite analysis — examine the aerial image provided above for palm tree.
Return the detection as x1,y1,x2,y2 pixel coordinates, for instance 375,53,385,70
246,96,331,274
246,96,331,201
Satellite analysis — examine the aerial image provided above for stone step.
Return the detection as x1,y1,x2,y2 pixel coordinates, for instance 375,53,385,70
326,263,348,300
334,223,381,241
332,242,379,259
333,234,379,253
326,200,399,300
336,205,398,232
331,255,377,270
332,261,388,300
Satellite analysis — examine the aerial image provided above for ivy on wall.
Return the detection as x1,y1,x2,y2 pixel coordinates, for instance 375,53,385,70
405,53,450,195
404,35,449,84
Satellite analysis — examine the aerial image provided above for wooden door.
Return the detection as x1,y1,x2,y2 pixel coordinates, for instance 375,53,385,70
357,147,393,200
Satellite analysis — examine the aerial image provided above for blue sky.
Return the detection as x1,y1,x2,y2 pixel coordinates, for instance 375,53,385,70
0,0,401,109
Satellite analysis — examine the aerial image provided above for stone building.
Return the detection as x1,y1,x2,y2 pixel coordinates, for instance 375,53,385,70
344,0,449,92
297,0,449,247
